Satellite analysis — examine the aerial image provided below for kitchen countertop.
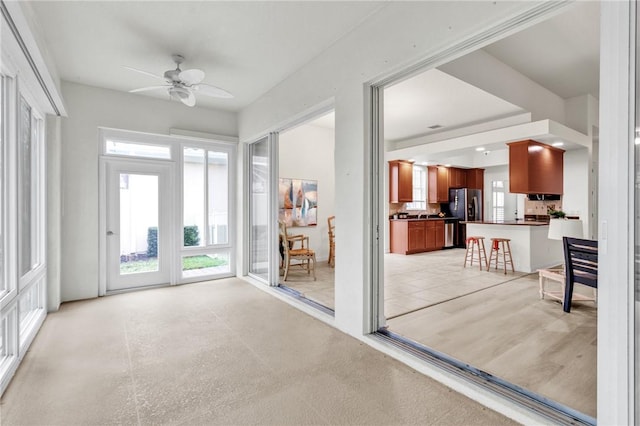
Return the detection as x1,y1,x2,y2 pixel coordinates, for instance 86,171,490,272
461,220,549,226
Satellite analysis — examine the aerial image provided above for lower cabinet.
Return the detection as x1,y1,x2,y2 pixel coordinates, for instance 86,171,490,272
390,219,445,254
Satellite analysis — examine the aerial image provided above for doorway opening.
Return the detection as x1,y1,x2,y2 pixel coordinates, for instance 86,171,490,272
375,2,598,423
277,111,336,312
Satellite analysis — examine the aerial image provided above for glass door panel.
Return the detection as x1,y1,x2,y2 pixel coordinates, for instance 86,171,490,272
119,173,159,274
248,137,270,281
106,160,171,291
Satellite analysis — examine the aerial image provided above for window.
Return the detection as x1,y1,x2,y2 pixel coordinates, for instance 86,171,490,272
181,146,232,278
105,140,171,160
183,147,229,247
0,76,5,295
405,166,426,210
492,181,505,221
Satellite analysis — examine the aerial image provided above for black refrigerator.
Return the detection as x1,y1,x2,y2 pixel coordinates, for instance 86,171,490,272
449,188,482,247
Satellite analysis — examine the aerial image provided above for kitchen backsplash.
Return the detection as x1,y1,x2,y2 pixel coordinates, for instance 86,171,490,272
525,199,562,216
389,202,441,215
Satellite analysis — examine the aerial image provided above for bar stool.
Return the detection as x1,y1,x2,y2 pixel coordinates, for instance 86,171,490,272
463,236,487,270
487,238,515,274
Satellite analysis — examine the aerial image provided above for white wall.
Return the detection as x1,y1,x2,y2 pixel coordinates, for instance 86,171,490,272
562,148,590,236
238,1,561,337
59,81,237,302
279,123,335,262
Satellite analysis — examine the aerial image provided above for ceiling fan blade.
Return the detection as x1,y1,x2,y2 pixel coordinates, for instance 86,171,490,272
179,69,205,85
193,83,234,99
129,85,170,93
124,66,166,82
180,91,196,107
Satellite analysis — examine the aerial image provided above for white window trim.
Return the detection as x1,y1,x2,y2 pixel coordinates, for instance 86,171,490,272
98,127,237,295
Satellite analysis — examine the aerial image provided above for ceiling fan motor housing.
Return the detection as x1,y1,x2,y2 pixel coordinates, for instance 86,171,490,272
169,85,190,100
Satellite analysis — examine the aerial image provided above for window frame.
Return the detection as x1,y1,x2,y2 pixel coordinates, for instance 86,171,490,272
405,165,427,211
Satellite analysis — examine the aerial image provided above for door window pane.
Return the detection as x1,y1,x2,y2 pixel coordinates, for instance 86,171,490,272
208,151,228,245
249,138,269,280
119,173,159,274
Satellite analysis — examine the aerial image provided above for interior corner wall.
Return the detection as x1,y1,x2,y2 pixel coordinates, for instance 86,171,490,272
59,81,237,302
279,124,335,262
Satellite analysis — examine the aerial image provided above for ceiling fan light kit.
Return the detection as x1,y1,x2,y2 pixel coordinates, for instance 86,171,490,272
126,54,233,107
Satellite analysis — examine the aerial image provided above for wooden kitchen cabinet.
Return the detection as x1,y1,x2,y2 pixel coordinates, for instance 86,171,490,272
408,221,426,252
428,166,449,203
390,219,444,254
448,167,467,189
466,168,485,192
426,220,445,250
508,140,564,194
389,160,413,203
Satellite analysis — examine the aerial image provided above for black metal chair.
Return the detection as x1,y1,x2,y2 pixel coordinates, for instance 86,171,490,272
562,236,598,313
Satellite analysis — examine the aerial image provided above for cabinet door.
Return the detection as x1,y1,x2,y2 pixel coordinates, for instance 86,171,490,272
466,168,484,191
425,221,435,250
434,221,445,248
408,222,426,252
449,168,466,188
389,160,413,202
437,167,449,202
398,161,413,201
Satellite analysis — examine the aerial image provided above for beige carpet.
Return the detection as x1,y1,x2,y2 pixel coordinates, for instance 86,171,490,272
0,278,515,425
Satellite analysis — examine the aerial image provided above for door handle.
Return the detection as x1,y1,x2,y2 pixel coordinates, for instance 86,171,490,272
107,231,115,236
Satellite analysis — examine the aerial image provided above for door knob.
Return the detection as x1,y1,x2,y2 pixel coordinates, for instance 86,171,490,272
107,231,114,236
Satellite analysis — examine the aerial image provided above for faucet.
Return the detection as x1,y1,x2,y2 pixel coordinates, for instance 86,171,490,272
418,211,427,219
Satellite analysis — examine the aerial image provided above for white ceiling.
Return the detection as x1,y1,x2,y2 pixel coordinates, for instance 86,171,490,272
28,1,599,144
384,69,525,141
29,1,385,111
382,1,599,145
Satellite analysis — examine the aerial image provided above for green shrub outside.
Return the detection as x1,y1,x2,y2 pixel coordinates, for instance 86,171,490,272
147,225,200,257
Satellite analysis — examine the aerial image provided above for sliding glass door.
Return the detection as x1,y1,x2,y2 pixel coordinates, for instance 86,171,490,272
247,135,277,283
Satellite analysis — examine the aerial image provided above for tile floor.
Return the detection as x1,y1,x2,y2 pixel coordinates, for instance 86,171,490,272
0,278,514,425
281,248,597,418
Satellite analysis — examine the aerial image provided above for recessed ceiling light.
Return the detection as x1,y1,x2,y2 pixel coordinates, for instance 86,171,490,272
475,147,485,152
552,141,564,147
428,124,443,130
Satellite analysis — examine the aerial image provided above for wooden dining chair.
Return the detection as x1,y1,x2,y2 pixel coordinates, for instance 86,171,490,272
562,236,598,313
327,215,335,268
278,220,316,281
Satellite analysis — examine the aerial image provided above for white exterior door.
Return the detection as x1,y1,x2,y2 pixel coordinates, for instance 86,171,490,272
105,159,173,292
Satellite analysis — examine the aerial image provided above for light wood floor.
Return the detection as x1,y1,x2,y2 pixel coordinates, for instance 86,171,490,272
282,249,597,418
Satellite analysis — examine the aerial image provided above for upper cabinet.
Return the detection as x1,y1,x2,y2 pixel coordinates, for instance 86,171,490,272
428,166,484,202
466,168,484,192
427,166,449,203
448,167,467,188
389,160,413,203
508,140,564,195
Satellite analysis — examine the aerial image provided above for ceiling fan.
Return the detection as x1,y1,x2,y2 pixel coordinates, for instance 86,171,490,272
125,54,233,107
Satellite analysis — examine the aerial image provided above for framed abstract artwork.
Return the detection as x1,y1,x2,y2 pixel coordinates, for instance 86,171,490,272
278,178,318,227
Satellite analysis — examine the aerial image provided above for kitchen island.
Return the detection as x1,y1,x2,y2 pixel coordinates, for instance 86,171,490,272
464,220,562,273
